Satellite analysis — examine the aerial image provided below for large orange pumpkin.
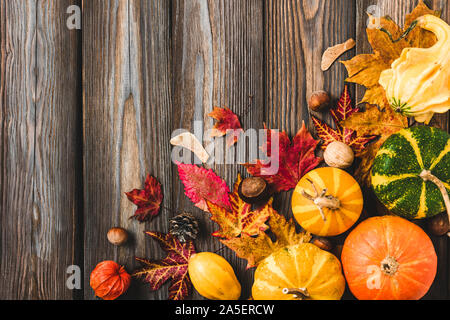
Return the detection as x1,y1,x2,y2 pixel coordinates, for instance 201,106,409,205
341,216,437,300
292,167,363,236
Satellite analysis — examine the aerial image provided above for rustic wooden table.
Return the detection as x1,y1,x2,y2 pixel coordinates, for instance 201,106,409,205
0,0,448,300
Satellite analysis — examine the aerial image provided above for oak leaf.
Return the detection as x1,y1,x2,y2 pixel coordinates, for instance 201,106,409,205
341,0,439,109
221,209,311,268
206,174,271,239
177,162,231,212
125,174,163,222
209,107,243,147
244,122,321,193
312,85,378,156
342,104,407,186
134,232,196,300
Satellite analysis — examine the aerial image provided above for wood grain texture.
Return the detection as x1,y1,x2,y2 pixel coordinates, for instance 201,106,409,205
172,0,264,299
355,0,449,300
265,0,356,228
0,0,81,299
83,0,173,299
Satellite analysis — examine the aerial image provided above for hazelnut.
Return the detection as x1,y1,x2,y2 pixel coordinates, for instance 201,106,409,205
324,141,354,169
427,213,449,236
107,227,129,246
312,237,333,252
238,177,270,205
308,91,331,112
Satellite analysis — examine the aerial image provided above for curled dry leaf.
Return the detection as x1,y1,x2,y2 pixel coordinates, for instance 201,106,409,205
206,174,271,239
321,38,355,71
134,232,196,300
244,121,321,193
177,162,231,212
125,174,163,222
170,132,210,163
221,209,311,269
208,107,244,147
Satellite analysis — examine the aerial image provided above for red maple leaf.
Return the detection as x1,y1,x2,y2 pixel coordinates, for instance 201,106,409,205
244,121,321,192
312,85,377,156
209,107,243,147
125,174,163,222
206,174,272,239
134,232,196,300
177,163,231,212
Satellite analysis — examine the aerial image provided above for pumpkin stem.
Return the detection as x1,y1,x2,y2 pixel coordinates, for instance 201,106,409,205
380,256,399,276
380,20,418,43
301,179,341,222
420,170,450,237
282,287,310,300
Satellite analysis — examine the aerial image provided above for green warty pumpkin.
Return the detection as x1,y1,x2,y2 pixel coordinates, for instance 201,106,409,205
372,126,449,219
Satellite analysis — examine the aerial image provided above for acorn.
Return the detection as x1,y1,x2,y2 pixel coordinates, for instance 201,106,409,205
312,237,333,252
427,213,449,236
107,227,129,246
238,177,270,205
308,90,331,112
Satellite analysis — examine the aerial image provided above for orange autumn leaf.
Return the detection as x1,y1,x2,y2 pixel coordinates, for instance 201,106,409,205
207,174,271,239
341,0,439,109
221,208,311,269
209,107,243,147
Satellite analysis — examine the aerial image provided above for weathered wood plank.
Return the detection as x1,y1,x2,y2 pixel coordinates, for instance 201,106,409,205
83,0,173,299
0,0,81,299
265,0,356,230
172,0,264,299
355,0,449,300
0,0,36,300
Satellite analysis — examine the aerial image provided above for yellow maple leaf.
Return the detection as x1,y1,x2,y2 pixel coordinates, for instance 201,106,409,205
207,174,271,239
221,209,311,268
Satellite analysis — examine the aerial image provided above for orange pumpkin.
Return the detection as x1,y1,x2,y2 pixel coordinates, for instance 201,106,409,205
292,167,363,236
90,261,131,300
341,216,437,300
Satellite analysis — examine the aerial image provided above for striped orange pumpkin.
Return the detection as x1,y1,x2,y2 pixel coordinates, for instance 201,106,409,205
291,167,363,236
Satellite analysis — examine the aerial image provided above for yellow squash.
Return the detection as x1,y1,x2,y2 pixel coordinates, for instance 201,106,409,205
291,167,363,236
188,252,241,300
252,243,345,300
379,14,450,123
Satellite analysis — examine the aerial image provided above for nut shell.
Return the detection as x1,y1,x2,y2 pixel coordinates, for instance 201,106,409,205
324,141,354,169
238,177,270,205
427,213,449,236
308,91,331,112
312,237,334,252
107,227,129,246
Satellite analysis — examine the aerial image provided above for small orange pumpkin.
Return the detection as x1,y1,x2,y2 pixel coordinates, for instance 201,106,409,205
90,261,131,300
341,216,437,300
292,167,363,236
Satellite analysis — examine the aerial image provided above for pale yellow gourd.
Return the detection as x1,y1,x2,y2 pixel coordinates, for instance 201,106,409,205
379,14,450,123
188,252,241,300
252,243,346,300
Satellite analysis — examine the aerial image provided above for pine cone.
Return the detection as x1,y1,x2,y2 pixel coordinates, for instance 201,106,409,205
169,213,199,243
